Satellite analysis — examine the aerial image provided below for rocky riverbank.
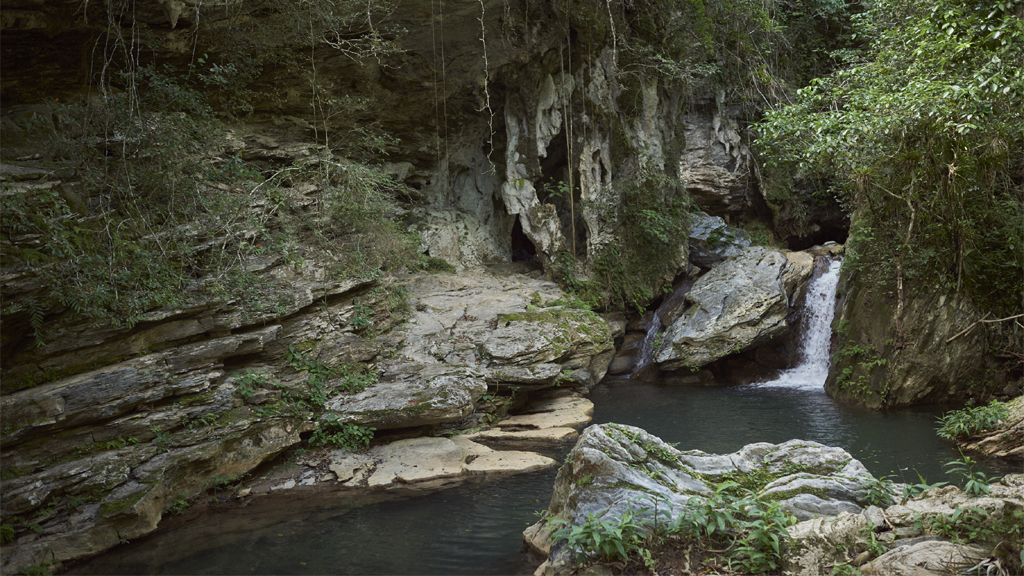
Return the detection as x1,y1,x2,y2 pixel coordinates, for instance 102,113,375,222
0,265,614,573
525,423,1024,576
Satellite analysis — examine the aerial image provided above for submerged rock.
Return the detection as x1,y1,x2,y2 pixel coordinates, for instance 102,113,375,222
654,247,795,369
525,423,880,573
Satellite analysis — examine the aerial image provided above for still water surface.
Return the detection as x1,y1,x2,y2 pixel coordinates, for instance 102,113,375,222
70,380,1016,575
70,261,1019,574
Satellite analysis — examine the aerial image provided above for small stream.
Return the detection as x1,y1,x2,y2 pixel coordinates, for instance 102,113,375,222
68,258,1018,575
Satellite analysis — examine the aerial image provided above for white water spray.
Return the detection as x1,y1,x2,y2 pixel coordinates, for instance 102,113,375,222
758,257,843,389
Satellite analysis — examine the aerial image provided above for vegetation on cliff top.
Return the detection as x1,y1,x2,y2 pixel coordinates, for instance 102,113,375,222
757,0,1024,323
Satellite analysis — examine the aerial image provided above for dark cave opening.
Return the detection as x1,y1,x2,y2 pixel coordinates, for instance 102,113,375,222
785,223,850,251
536,126,588,258
511,216,538,262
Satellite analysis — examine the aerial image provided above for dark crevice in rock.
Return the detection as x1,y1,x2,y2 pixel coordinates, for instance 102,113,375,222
786,221,850,251
511,215,537,262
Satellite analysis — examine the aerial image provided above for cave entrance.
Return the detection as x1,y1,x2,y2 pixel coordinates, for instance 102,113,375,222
511,216,537,262
537,126,588,258
785,223,850,251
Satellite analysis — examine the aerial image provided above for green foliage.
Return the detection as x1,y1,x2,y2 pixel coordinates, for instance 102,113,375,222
418,257,456,274
899,472,948,505
550,502,653,565
936,400,1008,440
585,0,856,112
149,426,172,454
310,418,375,450
169,491,193,515
757,0,1024,318
668,482,798,574
0,523,15,544
555,174,691,312
830,564,862,576
235,371,277,401
943,452,998,496
856,474,897,507
914,506,993,543
1,4,419,393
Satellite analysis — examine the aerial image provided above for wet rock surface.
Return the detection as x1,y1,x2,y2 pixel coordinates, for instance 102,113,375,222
525,423,881,573
654,247,801,370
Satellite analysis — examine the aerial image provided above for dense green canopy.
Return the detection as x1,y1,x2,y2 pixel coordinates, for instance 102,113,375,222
757,0,1024,316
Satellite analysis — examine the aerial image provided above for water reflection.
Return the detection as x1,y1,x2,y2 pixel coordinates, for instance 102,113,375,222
590,379,1014,482
70,380,1018,575
69,472,557,576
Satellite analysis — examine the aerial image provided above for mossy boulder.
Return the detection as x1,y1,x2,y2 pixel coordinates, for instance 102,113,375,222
826,268,990,408
526,423,882,573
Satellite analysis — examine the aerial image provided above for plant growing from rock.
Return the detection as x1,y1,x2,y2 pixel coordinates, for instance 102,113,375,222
550,502,653,565
310,417,375,451
666,482,797,574
943,452,998,496
937,400,1008,441
857,474,897,507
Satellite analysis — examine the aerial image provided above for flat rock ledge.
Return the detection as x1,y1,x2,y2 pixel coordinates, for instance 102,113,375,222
257,392,593,494
468,391,594,451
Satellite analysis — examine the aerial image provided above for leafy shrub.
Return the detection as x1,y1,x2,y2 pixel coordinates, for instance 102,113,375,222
310,419,374,450
668,482,797,574
757,0,1024,318
857,474,897,507
550,503,653,565
937,400,1008,440
943,453,998,496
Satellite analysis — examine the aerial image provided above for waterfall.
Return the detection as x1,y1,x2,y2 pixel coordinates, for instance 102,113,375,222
758,257,843,389
629,310,662,378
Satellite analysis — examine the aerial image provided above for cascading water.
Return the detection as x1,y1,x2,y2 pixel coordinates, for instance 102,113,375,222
628,310,662,378
757,256,843,389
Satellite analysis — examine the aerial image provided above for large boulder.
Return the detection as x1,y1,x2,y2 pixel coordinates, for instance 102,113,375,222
525,423,881,573
826,268,992,407
687,211,751,269
654,247,793,370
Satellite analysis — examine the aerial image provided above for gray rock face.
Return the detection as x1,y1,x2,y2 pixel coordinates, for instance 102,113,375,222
679,110,755,217
655,247,792,369
323,363,487,429
0,416,310,574
826,266,992,407
860,540,989,576
400,272,613,390
526,423,880,572
687,211,751,269
782,475,1024,576
415,207,513,270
